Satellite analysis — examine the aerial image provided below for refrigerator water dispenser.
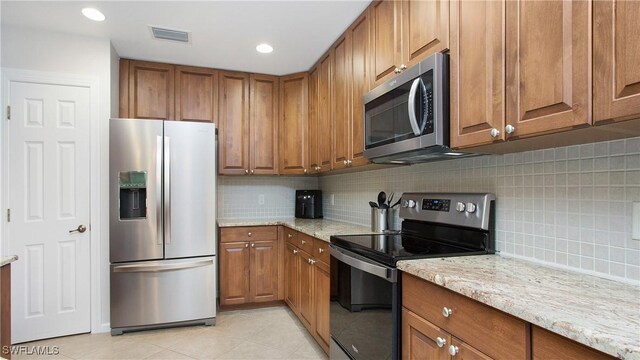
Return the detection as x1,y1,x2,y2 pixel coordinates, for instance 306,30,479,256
119,171,147,219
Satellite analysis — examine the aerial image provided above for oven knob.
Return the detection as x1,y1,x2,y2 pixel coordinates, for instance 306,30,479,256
455,202,466,212
466,202,477,213
406,200,416,208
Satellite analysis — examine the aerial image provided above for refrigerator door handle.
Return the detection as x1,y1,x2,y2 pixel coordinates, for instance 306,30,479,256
164,136,171,245
112,259,214,273
156,136,163,245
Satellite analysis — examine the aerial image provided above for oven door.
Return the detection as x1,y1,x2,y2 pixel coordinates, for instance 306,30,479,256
330,245,399,360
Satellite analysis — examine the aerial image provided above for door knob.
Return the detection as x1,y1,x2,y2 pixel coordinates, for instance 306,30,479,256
69,225,87,234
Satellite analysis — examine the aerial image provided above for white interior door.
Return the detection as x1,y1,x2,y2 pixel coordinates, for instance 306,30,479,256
8,81,91,343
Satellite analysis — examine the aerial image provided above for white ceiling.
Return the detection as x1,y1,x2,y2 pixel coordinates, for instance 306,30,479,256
1,1,371,75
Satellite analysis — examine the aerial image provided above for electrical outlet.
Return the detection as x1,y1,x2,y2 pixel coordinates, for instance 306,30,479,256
258,194,265,206
633,202,640,241
330,194,335,206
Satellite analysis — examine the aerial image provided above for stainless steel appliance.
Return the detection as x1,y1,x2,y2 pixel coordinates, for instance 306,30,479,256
363,53,473,164
295,190,323,219
109,118,217,335
330,193,495,359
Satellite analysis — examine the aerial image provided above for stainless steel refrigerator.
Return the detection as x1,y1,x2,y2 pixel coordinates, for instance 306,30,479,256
109,118,216,335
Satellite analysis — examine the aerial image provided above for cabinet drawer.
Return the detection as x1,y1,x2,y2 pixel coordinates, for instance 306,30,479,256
220,226,278,243
313,238,330,264
403,273,528,360
298,232,314,254
284,227,298,246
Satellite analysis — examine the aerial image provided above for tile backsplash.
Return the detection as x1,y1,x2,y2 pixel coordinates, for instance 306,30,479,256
217,176,319,219
319,137,640,282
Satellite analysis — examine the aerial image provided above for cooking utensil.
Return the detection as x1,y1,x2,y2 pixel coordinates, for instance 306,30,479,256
369,201,379,208
390,199,401,208
387,193,394,206
377,191,386,207
379,204,389,210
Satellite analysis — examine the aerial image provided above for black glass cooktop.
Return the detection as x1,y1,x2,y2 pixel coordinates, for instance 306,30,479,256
330,220,493,267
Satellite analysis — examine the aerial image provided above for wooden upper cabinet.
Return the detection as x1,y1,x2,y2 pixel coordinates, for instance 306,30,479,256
370,0,402,87
332,36,351,170
308,67,320,173
175,66,218,122
349,12,371,167
450,0,505,149
594,0,640,124
318,54,333,172
279,73,309,175
250,240,279,303
219,71,250,175
402,0,449,69
126,60,175,120
505,0,590,139
250,74,279,175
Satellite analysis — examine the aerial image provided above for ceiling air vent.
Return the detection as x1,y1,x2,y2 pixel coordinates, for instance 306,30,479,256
150,26,191,43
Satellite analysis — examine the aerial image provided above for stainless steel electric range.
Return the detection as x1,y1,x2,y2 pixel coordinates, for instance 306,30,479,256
329,193,496,360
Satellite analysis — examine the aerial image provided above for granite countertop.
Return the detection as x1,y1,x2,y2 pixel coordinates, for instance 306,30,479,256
398,255,640,360
1,255,18,267
217,217,375,242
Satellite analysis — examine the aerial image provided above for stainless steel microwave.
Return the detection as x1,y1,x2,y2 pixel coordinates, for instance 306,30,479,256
363,53,473,164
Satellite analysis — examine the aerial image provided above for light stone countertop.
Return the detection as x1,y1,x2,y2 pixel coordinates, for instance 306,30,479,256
1,255,18,267
398,255,640,360
217,217,376,242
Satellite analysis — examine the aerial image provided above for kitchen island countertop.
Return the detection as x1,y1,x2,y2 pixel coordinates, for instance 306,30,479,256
398,255,640,360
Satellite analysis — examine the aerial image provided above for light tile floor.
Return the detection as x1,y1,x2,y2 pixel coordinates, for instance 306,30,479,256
14,307,328,360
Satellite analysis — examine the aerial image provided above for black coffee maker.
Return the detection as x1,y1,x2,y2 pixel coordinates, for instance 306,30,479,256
295,190,323,219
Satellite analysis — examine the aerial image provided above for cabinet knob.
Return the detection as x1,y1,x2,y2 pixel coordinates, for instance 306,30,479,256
245,243,249,248
442,307,453,318
347,159,352,166
316,166,321,171
394,67,402,74
288,234,293,238
505,124,516,134
304,168,308,174
251,243,255,247
250,169,254,175
247,232,252,237
244,169,249,174
308,258,316,265
293,249,298,255
318,247,324,253
490,128,500,138
344,160,348,165
436,337,446,348
301,239,306,245
448,345,459,356
400,64,407,71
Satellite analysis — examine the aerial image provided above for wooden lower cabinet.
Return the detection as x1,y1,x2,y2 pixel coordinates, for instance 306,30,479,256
283,230,330,354
532,326,616,360
402,308,450,360
219,227,281,306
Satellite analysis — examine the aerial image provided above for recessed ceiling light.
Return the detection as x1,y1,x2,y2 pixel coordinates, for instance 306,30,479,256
82,8,105,22
256,43,273,54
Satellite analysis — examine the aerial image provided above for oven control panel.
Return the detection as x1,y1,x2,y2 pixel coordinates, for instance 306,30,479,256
421,199,450,212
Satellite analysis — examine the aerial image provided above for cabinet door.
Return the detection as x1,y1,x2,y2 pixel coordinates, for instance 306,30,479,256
298,250,314,332
451,337,493,360
318,53,333,172
219,71,250,175
505,0,590,138
349,13,371,168
284,243,300,314
128,60,175,120
402,308,450,360
175,66,218,122
219,242,250,306
332,36,351,170
250,240,279,303
532,326,615,360
308,67,320,173
250,74,279,175
370,0,402,87
594,0,640,123
313,261,330,354
450,0,505,148
402,0,449,68
279,73,309,175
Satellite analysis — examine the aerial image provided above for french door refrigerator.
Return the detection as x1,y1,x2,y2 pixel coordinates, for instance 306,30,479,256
109,118,217,335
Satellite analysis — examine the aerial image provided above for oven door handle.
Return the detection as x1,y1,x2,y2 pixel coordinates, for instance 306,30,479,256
407,77,425,136
330,245,397,283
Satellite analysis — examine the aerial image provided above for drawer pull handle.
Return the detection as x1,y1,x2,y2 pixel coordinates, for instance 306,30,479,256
436,337,446,348
448,345,459,356
442,307,453,318
318,247,324,253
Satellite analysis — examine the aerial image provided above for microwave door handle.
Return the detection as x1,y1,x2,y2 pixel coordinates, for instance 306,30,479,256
407,77,423,136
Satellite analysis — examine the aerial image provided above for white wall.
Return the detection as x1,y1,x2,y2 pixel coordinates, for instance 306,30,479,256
1,24,114,332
